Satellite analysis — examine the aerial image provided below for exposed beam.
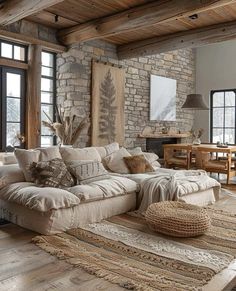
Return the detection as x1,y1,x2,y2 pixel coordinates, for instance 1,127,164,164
0,0,64,26
0,29,66,53
0,57,28,70
58,0,236,45
117,20,236,59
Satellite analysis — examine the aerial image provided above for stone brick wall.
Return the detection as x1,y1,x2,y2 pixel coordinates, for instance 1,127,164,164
57,40,195,148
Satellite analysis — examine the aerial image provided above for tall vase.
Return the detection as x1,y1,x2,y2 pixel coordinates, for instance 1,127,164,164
193,138,201,145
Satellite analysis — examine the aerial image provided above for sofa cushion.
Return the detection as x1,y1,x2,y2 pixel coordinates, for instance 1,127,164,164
0,153,17,165
0,164,25,189
123,155,154,174
94,142,120,159
67,160,108,184
37,146,62,161
67,176,138,202
104,147,131,174
60,147,101,162
30,158,75,188
14,149,40,182
0,182,80,212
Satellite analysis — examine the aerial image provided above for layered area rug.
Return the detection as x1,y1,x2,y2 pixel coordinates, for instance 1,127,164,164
33,208,236,291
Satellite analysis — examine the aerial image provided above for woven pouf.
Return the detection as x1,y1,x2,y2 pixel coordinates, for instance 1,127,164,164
145,201,211,238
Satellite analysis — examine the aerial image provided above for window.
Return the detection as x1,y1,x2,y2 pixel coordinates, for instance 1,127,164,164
40,51,56,147
0,68,26,151
0,40,27,62
210,89,236,144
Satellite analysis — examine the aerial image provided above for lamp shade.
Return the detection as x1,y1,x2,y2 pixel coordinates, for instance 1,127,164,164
181,94,208,110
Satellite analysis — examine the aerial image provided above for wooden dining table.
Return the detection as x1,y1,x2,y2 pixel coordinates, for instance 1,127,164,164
163,143,236,184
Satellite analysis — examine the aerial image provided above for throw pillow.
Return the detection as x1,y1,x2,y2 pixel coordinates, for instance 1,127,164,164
14,148,40,182
29,158,75,188
60,147,101,163
37,146,62,161
67,160,108,184
104,142,119,156
123,155,155,174
128,147,161,169
103,147,131,174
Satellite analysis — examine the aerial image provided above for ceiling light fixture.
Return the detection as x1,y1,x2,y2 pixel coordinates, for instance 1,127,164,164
189,14,198,20
181,94,208,110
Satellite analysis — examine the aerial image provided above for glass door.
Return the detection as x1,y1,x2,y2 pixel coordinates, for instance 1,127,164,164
0,67,26,151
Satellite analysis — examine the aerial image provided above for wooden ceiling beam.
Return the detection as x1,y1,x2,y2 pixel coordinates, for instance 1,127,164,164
0,0,64,26
117,20,236,59
58,0,236,45
0,29,66,53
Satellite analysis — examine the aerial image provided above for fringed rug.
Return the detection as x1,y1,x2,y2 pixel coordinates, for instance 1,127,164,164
32,208,236,291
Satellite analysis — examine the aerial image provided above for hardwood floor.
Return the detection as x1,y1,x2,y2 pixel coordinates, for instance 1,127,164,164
0,176,236,291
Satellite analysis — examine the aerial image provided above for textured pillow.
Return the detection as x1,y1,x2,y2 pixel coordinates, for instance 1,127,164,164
60,147,101,162
104,147,131,174
128,147,160,169
124,155,154,174
14,149,40,182
67,160,108,184
29,158,75,188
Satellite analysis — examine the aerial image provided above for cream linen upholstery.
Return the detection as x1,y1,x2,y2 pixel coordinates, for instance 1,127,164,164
0,165,25,189
67,160,108,184
0,153,17,165
37,146,62,161
60,147,101,162
68,176,138,202
0,193,136,234
179,188,216,206
0,182,80,212
104,147,131,174
95,142,119,159
14,149,40,181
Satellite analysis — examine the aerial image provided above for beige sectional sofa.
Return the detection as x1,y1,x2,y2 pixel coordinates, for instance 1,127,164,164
0,143,221,234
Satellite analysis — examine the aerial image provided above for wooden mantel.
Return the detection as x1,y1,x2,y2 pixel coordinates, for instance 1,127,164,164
138,132,191,139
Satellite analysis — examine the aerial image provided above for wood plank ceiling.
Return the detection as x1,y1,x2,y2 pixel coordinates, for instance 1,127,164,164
2,0,236,57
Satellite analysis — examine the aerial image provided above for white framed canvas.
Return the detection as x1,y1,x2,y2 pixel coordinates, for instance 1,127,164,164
150,75,176,121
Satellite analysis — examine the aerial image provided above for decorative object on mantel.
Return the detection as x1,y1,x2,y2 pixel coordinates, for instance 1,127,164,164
42,105,89,146
191,128,204,145
182,94,208,110
141,126,154,136
91,60,125,146
161,126,170,134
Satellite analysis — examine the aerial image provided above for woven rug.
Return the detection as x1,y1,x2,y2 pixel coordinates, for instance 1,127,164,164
33,208,236,291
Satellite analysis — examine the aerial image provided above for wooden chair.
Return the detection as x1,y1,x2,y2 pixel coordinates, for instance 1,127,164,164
164,144,192,170
196,147,235,184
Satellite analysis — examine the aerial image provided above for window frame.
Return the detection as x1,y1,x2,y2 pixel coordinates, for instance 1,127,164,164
210,89,236,145
0,39,28,63
40,50,57,147
0,66,26,151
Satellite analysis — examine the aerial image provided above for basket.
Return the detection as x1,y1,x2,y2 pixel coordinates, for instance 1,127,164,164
145,201,211,238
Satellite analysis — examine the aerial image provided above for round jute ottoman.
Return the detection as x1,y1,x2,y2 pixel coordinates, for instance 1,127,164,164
145,201,211,238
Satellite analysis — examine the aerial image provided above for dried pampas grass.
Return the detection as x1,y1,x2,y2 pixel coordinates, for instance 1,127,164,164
42,105,89,146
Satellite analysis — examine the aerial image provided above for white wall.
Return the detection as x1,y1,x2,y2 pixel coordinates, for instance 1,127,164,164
195,40,236,142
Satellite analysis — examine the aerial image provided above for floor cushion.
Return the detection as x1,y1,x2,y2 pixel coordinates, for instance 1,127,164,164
145,201,211,237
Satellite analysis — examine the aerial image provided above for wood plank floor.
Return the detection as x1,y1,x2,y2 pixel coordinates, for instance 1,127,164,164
0,175,236,291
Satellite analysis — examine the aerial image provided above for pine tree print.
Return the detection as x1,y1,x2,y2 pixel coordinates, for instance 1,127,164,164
99,69,117,142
